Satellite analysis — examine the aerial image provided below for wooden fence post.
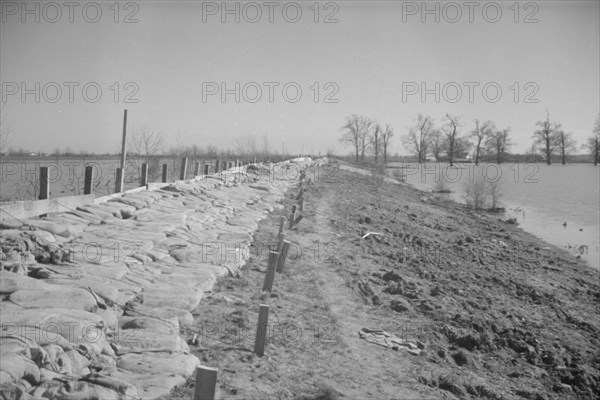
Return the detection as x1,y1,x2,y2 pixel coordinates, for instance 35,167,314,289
83,166,94,195
254,304,270,357
276,240,290,273
194,162,200,176
288,205,297,229
193,365,218,400
215,159,219,173
299,197,304,211
140,163,148,187
204,163,210,175
278,216,285,236
262,251,279,292
222,161,227,171
116,109,128,193
180,157,188,180
115,168,123,193
162,164,168,182
39,166,49,200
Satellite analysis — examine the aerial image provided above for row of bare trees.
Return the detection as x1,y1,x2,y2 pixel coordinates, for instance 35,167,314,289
533,111,600,165
339,114,394,164
395,111,599,166
399,113,513,165
126,128,274,162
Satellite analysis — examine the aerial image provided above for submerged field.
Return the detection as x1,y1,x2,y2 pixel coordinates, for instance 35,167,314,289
0,156,232,201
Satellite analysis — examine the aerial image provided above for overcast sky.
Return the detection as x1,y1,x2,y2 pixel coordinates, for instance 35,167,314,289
1,1,598,155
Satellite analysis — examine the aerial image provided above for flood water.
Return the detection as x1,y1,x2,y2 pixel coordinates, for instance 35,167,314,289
387,162,600,270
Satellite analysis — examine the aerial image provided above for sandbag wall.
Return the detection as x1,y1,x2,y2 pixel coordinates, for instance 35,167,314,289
0,159,317,399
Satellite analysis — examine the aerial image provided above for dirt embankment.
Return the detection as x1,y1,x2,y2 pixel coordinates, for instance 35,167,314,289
172,163,599,400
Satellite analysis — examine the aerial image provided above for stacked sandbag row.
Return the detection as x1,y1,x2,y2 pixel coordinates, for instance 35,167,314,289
0,159,317,399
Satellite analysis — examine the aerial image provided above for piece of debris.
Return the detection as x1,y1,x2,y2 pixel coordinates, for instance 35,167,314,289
362,232,383,240
358,327,422,355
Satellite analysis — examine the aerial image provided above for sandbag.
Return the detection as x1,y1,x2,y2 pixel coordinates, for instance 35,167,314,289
0,353,40,385
77,205,117,220
155,270,216,292
9,288,97,313
1,328,72,351
0,271,50,294
1,310,111,356
0,383,36,400
79,262,129,281
44,277,120,305
141,286,203,311
123,304,194,327
29,380,120,400
111,196,147,210
23,220,78,238
111,329,189,355
98,202,136,219
80,373,138,399
118,316,179,335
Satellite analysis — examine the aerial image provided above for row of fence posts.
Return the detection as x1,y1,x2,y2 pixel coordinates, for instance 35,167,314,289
34,158,268,200
193,166,311,400
133,158,249,188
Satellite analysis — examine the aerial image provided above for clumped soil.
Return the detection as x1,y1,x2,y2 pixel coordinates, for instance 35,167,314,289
168,164,600,400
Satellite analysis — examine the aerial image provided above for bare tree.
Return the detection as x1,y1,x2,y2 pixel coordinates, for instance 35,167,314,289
582,115,600,166
487,179,504,209
556,130,576,165
0,109,13,154
486,128,513,164
532,110,561,165
129,126,163,164
380,124,394,164
584,114,600,166
440,114,461,166
402,114,434,163
429,129,444,162
464,174,488,210
471,119,495,165
340,114,373,163
369,124,381,163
